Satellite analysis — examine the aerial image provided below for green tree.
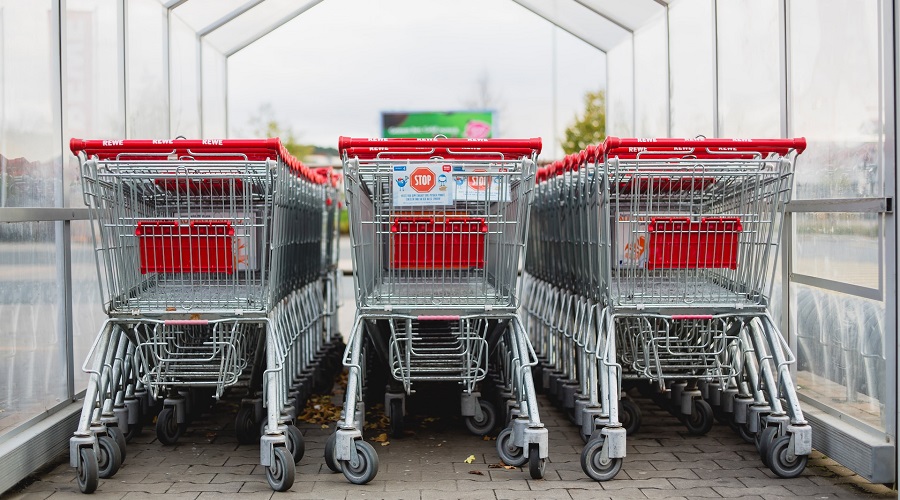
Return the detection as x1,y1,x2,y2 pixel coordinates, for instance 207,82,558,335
250,104,314,160
562,89,606,155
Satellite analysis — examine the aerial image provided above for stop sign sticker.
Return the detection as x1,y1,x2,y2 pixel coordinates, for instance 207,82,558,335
468,169,491,191
411,167,436,193
392,164,453,207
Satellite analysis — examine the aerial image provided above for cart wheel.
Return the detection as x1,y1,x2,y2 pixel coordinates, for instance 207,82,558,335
620,398,642,436
341,440,379,485
580,436,623,482
265,446,295,492
683,399,714,435
156,407,185,445
732,421,755,444
124,420,143,442
713,404,730,424
76,447,99,494
496,427,526,467
528,443,546,479
234,407,259,445
464,400,496,436
389,398,404,438
767,435,808,478
97,435,122,479
107,426,127,462
757,426,779,467
285,425,305,464
324,433,341,473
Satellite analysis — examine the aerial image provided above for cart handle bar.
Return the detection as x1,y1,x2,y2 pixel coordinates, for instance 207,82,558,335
339,136,542,155
342,146,538,161
69,138,329,185
536,136,806,182
599,137,806,161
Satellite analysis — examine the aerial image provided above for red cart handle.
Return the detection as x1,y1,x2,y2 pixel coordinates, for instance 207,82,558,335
339,136,542,155
70,137,328,185
604,137,807,159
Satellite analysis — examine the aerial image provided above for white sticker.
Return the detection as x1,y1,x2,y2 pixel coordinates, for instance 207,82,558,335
454,166,510,202
392,163,454,207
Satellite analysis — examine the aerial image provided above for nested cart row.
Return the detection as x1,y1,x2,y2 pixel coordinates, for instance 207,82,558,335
524,137,813,481
69,138,344,493
328,136,549,484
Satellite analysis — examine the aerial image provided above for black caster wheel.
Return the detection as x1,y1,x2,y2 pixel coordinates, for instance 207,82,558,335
464,400,497,436
235,406,260,445
580,436,623,481
683,399,714,436
107,426,127,462
767,435,808,478
324,433,341,473
528,443,546,479
389,398,404,438
620,398,642,436
265,447,295,492
76,447,99,494
757,425,779,467
285,425,305,464
496,427,527,467
156,407,185,445
97,434,122,479
341,440,379,485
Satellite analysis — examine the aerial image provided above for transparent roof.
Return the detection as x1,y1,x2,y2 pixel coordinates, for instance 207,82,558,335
202,0,323,56
161,0,663,57
171,0,257,33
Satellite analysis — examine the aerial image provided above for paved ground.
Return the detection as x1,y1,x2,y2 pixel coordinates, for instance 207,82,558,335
2,239,895,499
1,380,895,500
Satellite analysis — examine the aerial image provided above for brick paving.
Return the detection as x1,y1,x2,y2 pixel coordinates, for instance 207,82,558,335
1,384,894,500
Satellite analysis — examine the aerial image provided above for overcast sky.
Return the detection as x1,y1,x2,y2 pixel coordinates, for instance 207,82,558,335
226,0,606,160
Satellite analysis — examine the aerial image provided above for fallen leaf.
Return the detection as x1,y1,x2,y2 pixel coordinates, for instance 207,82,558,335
372,433,389,443
468,470,484,476
464,454,476,464
437,443,442,447
380,441,390,447
482,435,491,441
489,462,517,470
321,424,329,429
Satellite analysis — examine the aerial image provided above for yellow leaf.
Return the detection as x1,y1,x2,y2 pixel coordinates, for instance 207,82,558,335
372,432,389,443
464,455,476,464
320,424,329,429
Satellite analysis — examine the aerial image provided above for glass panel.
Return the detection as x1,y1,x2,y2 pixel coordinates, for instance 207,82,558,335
606,38,634,137
171,0,248,32
169,13,201,138
793,283,887,431
716,0,780,138
126,0,169,138
65,0,125,207
574,0,665,31
71,219,105,391
793,212,880,289
0,0,62,208
633,12,667,137
790,0,882,199
0,223,65,435
668,0,714,137
201,41,227,138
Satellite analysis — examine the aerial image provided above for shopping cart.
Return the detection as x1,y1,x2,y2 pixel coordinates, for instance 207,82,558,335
69,138,333,493
328,136,548,484
525,137,811,481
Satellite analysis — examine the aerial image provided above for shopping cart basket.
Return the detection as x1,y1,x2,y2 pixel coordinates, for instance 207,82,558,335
69,138,332,493
526,137,811,481
327,136,549,484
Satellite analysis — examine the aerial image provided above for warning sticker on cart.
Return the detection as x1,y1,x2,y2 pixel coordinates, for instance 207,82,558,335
454,166,510,202
392,164,454,207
